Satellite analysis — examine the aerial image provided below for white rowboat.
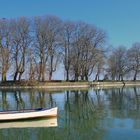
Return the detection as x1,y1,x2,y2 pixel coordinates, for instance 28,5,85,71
0,107,58,121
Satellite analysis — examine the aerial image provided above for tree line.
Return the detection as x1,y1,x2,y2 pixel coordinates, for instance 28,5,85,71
0,15,139,82
107,43,140,81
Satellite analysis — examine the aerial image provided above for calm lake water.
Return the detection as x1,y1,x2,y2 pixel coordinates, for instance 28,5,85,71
0,87,140,140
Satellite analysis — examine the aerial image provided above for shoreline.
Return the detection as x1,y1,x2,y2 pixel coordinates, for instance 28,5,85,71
0,81,140,90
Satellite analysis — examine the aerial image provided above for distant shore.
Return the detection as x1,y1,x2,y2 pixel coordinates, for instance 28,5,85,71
0,81,140,89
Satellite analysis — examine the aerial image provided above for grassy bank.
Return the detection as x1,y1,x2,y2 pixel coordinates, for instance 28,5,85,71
0,80,140,90
0,81,90,89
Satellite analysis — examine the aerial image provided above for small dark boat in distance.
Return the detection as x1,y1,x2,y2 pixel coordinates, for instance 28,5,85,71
0,107,58,121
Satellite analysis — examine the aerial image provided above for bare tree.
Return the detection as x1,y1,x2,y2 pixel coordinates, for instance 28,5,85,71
45,16,62,80
94,51,105,81
61,21,75,81
27,48,38,81
11,17,31,81
127,43,140,81
33,17,48,81
107,53,117,80
70,22,106,81
0,15,108,82
0,19,12,81
33,16,62,81
107,46,127,81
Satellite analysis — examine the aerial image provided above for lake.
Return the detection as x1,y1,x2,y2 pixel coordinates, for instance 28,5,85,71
0,87,140,140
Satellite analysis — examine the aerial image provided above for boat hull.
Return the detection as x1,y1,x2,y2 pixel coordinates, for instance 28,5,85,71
0,107,58,121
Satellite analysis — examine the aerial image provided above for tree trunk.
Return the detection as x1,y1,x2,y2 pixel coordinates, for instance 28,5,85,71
18,72,24,81
14,71,18,81
49,56,53,81
66,69,69,81
95,74,98,81
41,66,45,82
75,73,78,81
49,71,52,81
2,72,7,82
84,70,88,81
81,75,84,81
41,73,45,82
85,75,88,81
40,63,45,82
133,71,137,81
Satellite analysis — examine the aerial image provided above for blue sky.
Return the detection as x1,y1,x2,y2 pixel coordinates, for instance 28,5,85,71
0,0,140,47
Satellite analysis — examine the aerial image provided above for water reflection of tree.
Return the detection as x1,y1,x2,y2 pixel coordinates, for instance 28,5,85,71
63,90,106,140
1,88,140,139
29,90,36,109
38,91,45,108
0,89,56,110
109,88,124,111
28,90,56,108
106,87,140,130
108,87,140,118
129,87,140,123
133,87,140,110
14,90,25,110
1,91,9,111
48,92,56,108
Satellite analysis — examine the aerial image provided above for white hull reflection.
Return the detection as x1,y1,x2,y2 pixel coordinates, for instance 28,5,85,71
0,117,57,129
